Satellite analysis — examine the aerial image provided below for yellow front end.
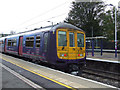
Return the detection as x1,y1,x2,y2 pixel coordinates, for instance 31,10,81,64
56,28,86,60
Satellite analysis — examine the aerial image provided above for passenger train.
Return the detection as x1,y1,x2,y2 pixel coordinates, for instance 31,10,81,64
0,23,86,74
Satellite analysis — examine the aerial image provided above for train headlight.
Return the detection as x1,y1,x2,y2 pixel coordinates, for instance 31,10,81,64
61,54,64,57
61,54,67,57
64,54,67,56
78,54,83,56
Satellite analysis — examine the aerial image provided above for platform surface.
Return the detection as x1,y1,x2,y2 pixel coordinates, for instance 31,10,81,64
2,68,34,89
0,53,117,89
86,52,120,62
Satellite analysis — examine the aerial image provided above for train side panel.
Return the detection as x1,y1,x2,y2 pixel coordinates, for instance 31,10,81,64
22,32,47,63
22,34,37,60
6,37,19,55
45,31,57,65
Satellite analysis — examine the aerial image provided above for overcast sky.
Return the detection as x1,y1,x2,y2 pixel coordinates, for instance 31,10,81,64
0,0,120,34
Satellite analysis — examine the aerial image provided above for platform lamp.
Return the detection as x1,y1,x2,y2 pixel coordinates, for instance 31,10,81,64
47,21,55,34
47,21,53,27
107,4,120,58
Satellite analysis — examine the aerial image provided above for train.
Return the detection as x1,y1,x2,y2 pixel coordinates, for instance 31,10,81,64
0,23,86,74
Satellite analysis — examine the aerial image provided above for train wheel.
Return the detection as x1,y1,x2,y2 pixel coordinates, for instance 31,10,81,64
77,69,82,76
68,65,73,73
50,65,56,69
68,64,80,75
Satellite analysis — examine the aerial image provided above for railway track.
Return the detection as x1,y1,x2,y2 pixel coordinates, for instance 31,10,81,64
81,67,120,88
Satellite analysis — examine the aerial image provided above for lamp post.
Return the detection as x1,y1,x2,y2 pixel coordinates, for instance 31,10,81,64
47,21,55,34
47,21,53,27
114,5,117,58
107,4,118,58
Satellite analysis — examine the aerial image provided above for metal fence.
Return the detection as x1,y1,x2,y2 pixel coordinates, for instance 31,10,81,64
86,37,120,58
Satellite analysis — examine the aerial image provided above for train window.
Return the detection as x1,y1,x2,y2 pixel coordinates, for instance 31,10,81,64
25,36,34,47
12,39,17,46
43,33,48,52
58,31,67,46
69,32,75,47
2,40,3,44
36,36,41,48
0,41,2,45
8,39,17,47
30,37,34,40
8,40,12,46
26,37,29,41
36,36,40,39
77,33,84,47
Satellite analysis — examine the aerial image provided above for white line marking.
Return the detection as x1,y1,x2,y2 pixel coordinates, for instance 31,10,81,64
1,63,45,90
38,65,118,89
87,58,120,64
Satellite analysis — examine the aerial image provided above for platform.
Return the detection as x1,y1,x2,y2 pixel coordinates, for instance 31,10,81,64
2,67,34,89
86,52,120,62
0,53,117,89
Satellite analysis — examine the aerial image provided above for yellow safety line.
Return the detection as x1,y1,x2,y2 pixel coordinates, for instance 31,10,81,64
1,57,76,90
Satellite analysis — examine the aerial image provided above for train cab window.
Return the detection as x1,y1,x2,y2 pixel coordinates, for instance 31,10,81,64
25,36,34,47
58,31,67,46
77,33,84,47
69,32,75,47
36,36,41,48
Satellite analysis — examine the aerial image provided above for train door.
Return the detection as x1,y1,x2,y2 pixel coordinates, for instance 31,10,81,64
68,30,77,59
18,36,23,55
4,38,7,52
43,32,49,58
68,31,85,59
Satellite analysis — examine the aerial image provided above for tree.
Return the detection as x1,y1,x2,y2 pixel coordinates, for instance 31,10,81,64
10,30,16,35
99,7,120,49
117,10,120,49
65,1,105,37
117,11,120,41
101,7,120,41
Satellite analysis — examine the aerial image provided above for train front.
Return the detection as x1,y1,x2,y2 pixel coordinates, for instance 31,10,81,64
56,27,86,74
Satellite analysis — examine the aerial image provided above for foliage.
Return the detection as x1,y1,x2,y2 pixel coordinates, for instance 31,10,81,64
101,7,120,41
10,30,16,35
65,1,105,37
65,1,120,49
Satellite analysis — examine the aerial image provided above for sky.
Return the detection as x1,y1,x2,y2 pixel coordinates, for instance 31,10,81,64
0,0,120,34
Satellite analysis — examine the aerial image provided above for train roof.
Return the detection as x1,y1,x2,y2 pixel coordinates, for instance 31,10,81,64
0,23,84,39
53,23,83,31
